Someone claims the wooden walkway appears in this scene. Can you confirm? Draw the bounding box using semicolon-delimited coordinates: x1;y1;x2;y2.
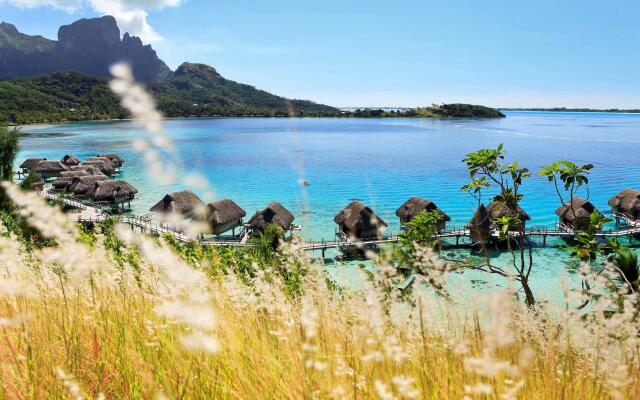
41;190;640;253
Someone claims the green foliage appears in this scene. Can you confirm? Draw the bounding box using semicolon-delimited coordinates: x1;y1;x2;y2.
346;104;505;118
610;250;640;291
566;212;612;261
538;160;593;205
494;215;522;240
19;169;39;191
0;125;19;181
399;211;443;248
462;144;530;210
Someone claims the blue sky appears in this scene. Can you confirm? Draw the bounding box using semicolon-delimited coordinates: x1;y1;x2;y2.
1;0;639;108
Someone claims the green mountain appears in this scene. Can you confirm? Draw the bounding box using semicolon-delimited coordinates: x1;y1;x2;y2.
0;22;55;54
0;67;339;124
149;63;338;118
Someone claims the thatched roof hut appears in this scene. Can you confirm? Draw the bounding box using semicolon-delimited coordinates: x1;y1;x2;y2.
395;196;451;231
61;155;81;166
19;158;45;172
467;204;492;242
555;196;601;230
248;202;295;232
71;165;105;176
97;153;124;167
69;175;109;197
608;189;640;221
206;199;247;235
34;160;69;178
86;156;116;167
334;201;388;239
52;170;89;191
82;160;114;176
150;190;205;217
486;200;531;230
87;180;137;204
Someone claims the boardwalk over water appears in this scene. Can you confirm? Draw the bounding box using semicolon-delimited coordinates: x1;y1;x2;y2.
43;190;640;252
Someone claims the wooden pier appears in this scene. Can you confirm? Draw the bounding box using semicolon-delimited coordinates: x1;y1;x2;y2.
41;190;640;253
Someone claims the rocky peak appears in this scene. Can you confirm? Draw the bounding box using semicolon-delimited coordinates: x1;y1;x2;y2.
0;22;19;37
58;16;121;51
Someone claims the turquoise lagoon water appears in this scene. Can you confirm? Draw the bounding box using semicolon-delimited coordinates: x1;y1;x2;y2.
16;111;640;299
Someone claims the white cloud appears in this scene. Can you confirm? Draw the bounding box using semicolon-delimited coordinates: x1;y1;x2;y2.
90;0;182;42
3;0;182;42
3;0;84;12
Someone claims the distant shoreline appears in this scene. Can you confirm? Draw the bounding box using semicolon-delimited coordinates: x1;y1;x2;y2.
502;108;640;114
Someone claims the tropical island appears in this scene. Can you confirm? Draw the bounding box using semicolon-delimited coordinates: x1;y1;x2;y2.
0;17;503;124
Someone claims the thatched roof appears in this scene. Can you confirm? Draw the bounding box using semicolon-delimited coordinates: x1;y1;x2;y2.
61;155;81;166
486;201;531;222
19;158;45;170
52;170;89;189
207;199;246;225
69;175;109;195
608;189;640;214
467;204;491;230
248;202;295;231
395;196;451;222
334;201;388;232
149;190;205;215
82;160;114;175
71;165;105;176
88;180;137;202
34;160;69;174
555;196;600;222
86;156;116;167
97;153;124;167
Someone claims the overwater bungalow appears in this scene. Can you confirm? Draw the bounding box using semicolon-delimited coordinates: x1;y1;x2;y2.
486;200;531;231
52;170;89;192
97;153;124;167
150;190;205;218
555;196;601;231
467;204;491;243
87;180;137;211
61;155;81;167
34;160;69;179
395;196;450;231
71;165;105;176
87;156;117;168
334;201;388;240
82;159;115;176
206;199;247;236
247;202;295;233
69;175;109;198
18;158;45;177
608;189;640;222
